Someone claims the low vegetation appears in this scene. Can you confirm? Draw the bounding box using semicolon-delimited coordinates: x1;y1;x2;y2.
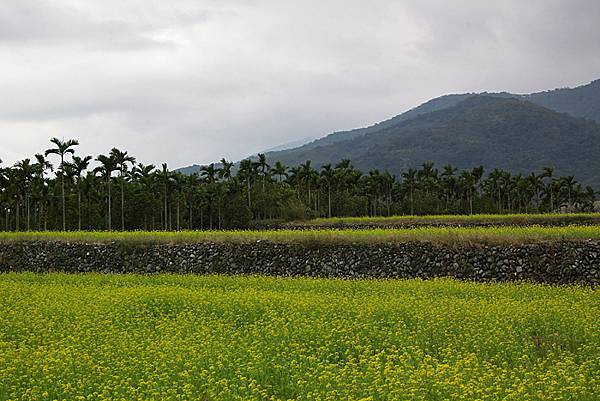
1;225;600;245
0;274;597;400
293;212;600;227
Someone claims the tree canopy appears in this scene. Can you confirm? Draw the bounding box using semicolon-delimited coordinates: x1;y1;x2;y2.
0;139;596;231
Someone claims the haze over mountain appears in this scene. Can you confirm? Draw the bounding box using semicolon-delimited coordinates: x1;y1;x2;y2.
274;79;600;153
180;79;600;187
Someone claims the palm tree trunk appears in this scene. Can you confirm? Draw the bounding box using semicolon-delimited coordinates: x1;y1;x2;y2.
121;176;125;231
469;188;473;215
78;185;82;231
106;179;112;230
15;196;20;232
176;198;180;231
164;186;168;231
218;203;222;229
328;183;331;218
26;192;30;231
247;177;251;208
61;172;66;231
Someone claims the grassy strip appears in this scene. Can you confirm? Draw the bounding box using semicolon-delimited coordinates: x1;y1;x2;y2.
0;273;598;400
1;225;600;244
300;212;600;226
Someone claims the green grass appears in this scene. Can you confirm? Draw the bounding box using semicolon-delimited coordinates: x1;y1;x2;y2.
304;212;600;226
2;225;600;244
0;273;598;400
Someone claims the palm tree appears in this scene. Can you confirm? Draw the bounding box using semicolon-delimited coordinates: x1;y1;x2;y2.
32;154;53;229
184;173;200;229
200;164;218;184
441;165;458;210
13;159;34;231
218;158;234;181
541;166;555;211
254;153;270;191
132;163;156;230
81;172;101;230
171;173;185;231
299;161;316;207
94;154;117;230
561;175;576;211
159;163;172;230
271;161;288;183
110;148;136;230
402;169;418;215
45;138;79;230
484;169;505;213
320;164;335;218
3;168;20;230
238;159;255;209
65;155;92;230
459;170;476;214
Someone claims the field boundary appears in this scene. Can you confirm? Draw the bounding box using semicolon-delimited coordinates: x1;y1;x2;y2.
1;240;598;285
255;213;600;230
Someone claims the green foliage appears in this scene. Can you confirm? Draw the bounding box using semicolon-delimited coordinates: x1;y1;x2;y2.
0;137;597;232
0;274;598;400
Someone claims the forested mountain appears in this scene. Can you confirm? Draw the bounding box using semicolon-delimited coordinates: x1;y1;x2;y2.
266;96;600;187
524;79;600;122
290;79;600;152
179;79;600;181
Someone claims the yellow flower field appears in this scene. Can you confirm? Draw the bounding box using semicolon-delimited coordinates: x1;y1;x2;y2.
0;274;598;400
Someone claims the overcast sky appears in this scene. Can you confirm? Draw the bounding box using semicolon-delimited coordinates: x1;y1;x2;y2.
2;0;600;168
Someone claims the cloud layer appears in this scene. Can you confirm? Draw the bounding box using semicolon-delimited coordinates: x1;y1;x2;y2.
2;0;600;167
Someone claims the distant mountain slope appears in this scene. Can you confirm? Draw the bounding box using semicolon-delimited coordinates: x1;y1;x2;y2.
524;79;600;122
267;96;600;187
176;164;204;175
297;94;476;151
271;79;600;156
177;79;600;181
261;137;317;153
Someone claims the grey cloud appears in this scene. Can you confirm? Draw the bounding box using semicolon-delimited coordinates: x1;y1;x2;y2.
0;0;218;49
1;0;599;168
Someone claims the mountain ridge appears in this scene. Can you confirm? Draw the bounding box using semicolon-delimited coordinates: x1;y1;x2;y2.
267;95;600;186
177;78;600;186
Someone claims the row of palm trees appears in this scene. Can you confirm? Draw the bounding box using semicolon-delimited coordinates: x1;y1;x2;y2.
0;138;596;231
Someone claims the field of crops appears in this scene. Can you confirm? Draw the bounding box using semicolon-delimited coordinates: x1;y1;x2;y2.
2;224;600;245
0;273;598;400
299;213;600;227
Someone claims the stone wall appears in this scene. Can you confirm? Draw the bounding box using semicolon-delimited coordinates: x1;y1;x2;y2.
1;241;599;285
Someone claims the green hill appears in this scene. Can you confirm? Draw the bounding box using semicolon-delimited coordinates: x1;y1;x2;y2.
177;79;600;186
267;96;600;187
524;79;600;122
286;79;600;153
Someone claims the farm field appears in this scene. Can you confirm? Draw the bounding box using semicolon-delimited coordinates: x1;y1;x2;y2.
288;213;600;228
2;224;600;244
0;274;598;400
